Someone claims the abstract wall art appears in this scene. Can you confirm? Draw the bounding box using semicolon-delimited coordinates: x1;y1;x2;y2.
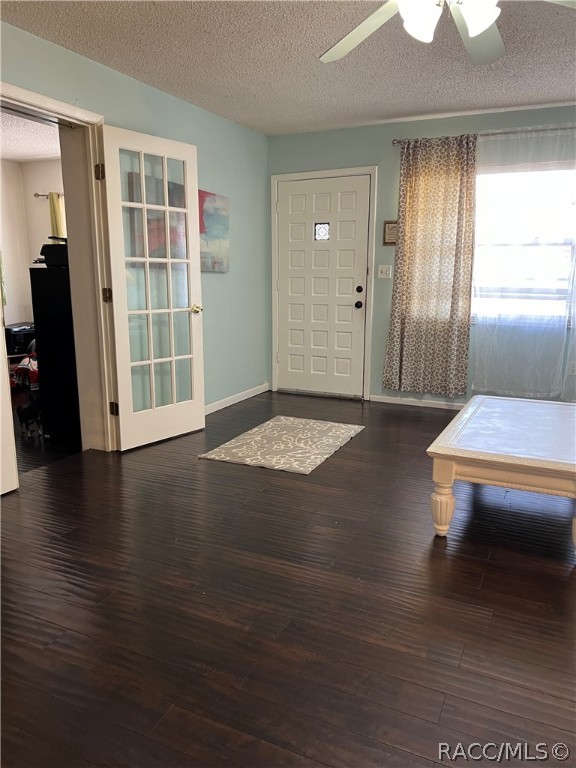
198;190;229;273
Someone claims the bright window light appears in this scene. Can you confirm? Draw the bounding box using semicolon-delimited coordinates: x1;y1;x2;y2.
473;169;576;318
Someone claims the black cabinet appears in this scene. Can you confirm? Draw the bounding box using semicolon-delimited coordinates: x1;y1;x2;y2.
30;267;82;453
5;323;35;356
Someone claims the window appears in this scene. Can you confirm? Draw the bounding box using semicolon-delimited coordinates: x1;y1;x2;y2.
472;169;575;319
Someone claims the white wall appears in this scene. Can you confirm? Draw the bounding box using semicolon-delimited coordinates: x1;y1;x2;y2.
21;159;64;261
0;158;64;327
0;159;32;324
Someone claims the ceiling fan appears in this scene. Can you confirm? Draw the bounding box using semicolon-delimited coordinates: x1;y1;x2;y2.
320;0;576;67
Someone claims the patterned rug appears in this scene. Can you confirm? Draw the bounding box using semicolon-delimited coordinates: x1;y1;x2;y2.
199;415;364;474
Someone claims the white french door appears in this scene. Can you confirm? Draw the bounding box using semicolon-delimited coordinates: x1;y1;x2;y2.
103;126;205;450
276;174;371;398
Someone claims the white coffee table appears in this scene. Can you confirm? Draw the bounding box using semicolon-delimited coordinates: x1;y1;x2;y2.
426;395;576;544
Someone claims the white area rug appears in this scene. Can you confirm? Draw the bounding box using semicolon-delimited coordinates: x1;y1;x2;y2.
199;415;364;474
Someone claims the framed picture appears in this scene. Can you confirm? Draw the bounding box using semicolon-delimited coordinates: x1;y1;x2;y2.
383;220;398;245
198;190;230;273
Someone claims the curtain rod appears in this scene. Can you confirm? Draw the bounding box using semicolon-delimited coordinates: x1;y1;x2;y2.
1;104;76;130
392;125;575;145
479;125;575;138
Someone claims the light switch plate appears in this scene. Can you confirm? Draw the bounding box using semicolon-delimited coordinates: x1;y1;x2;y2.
378;265;393;279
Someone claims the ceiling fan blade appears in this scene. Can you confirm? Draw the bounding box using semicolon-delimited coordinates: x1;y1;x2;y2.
320;0;399;63
541;0;576;8
449;3;505;66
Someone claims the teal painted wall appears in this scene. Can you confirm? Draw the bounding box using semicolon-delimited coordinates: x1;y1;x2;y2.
1;22;271;406
268;106;576;403
3;20;574;407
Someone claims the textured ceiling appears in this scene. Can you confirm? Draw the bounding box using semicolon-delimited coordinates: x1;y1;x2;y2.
0;112;61;161
1;1;575;135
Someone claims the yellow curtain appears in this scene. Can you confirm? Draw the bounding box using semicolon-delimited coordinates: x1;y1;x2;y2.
382;135;477;398
48;192;67;238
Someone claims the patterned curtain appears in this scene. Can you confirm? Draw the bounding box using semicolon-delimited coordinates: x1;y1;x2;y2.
382;134;477;398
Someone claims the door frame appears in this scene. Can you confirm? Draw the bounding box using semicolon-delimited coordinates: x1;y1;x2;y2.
271;166;377;401
0;82;118;452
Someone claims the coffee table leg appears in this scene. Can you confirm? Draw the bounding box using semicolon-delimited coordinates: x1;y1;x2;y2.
431;483;455;536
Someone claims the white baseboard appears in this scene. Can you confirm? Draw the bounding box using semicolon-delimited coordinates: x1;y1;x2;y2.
370;394;465;411
205;382;270;416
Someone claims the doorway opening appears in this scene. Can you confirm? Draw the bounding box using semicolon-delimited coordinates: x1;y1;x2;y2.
1;110;81;475
1;83;207;494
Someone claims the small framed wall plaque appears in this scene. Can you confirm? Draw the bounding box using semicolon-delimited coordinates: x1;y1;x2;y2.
383;220;398;245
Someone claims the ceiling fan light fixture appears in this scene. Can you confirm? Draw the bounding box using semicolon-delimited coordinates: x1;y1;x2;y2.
458;0;501;38
398;0;444;43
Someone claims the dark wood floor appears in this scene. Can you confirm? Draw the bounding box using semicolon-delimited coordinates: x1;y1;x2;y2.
2;393;575;768
11;389;76;475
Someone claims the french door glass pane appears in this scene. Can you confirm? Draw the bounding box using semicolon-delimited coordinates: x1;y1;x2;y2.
131;365;151;411
173;311;191;356
128;314;149;362
149;264;169;309
167;158;186;208
152;313;171;359
144;154;165;206
171;263;189;308
126;263;147;310
120;145;198;419
169;211;187;259
175;358;192;402
147;209;167;259
122;207;144;259
120;149;142;203
154;362;172;406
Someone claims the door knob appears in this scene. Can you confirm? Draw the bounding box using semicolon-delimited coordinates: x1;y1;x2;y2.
356;286;363;293
354;300;363;309
190;304;203;314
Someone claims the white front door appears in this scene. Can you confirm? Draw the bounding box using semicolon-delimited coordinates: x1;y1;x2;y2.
103;126;205;450
276;175;370;397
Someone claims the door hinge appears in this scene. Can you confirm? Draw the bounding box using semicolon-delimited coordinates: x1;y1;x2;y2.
94;163;105;181
109;402;119;416
102;287;113;303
